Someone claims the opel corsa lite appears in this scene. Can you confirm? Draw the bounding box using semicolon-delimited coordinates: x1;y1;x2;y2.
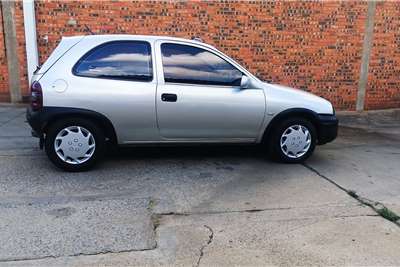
27;35;338;171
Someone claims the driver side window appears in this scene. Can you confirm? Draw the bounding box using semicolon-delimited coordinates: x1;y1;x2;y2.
161;43;242;86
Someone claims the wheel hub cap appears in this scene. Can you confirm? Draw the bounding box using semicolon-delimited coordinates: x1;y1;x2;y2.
54;126;96;164
280;125;311;159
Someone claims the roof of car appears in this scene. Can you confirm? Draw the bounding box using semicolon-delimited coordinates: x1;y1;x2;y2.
63;34;214;48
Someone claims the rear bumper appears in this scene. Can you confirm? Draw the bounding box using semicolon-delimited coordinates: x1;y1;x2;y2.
26;107;45;148
26;106;44;138
316;114;338;145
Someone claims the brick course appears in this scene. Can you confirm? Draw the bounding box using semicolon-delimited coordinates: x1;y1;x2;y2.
0;3;10;102
0;1;399;110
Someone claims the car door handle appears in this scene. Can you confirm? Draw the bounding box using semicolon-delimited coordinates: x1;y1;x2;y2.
161;93;177;102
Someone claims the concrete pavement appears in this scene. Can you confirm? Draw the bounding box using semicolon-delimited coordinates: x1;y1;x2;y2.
0;105;400;266
313;109;400;215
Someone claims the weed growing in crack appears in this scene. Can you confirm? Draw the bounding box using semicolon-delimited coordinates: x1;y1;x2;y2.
148;198;157;211
151;214;162;231
347;190;358;198
303;163;400;227
376;207;400;222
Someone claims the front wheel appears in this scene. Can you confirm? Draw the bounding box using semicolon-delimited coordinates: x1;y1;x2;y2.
45;118;105;171
268;117;317;163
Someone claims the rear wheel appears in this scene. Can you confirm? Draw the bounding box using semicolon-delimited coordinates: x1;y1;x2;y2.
268;117;316;163
45;118;105;171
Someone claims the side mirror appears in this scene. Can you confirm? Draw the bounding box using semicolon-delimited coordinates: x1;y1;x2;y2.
240;75;250;89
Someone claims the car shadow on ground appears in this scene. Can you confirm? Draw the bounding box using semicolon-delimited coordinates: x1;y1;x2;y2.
108;144;266;161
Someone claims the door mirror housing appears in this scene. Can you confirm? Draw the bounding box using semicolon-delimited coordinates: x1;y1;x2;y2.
240;75;250;89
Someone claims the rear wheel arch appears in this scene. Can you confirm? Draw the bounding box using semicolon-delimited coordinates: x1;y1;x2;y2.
42;108;118;145
261;108;319;144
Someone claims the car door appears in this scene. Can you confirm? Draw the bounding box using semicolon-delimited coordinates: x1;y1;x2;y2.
155;41;265;141
65;39;159;143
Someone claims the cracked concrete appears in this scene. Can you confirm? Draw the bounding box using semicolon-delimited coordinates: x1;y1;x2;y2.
307;125;400;215
304;162;400;227
0;198;156;261
195;225;214;267
1;105;400;266
2;206;393;267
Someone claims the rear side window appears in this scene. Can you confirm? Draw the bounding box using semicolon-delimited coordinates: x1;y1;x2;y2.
73;41;152;81
161;43;242;86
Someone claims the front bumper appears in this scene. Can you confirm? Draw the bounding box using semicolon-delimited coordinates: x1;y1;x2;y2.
316;114;338;145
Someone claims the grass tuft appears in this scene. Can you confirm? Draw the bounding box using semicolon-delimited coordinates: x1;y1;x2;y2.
347;190;359;199
376;207;400;222
151;214;162;231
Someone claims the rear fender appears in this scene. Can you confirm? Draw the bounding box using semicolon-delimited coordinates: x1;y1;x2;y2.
28;107;118;144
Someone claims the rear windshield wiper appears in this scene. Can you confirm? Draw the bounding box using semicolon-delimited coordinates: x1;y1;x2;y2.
33;65;41;74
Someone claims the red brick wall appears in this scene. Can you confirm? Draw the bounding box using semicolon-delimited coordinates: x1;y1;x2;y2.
0;2;29;101
365;2;400;110
32;1;367;110
1;1;399;111
15;1;29;97
0;3;10;102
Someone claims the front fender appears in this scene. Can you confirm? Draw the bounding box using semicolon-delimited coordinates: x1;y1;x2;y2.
258;108;338;145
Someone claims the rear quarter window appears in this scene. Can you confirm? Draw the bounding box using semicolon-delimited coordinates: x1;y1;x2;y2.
73;41;153;81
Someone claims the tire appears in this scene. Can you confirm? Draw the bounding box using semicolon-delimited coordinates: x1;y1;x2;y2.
268;117;317;163
45;118;106;171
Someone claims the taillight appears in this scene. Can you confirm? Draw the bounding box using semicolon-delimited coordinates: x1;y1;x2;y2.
30;81;43;111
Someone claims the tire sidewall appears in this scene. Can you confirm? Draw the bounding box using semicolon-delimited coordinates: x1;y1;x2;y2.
45;118;105;171
271;117;317;163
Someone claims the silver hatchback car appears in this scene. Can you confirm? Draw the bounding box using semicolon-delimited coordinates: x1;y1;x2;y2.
27;35;338;171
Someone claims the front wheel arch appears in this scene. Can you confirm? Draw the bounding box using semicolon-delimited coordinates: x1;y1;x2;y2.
261;108;320;145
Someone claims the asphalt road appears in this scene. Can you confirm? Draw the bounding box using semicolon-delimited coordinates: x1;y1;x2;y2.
1;105;400;266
